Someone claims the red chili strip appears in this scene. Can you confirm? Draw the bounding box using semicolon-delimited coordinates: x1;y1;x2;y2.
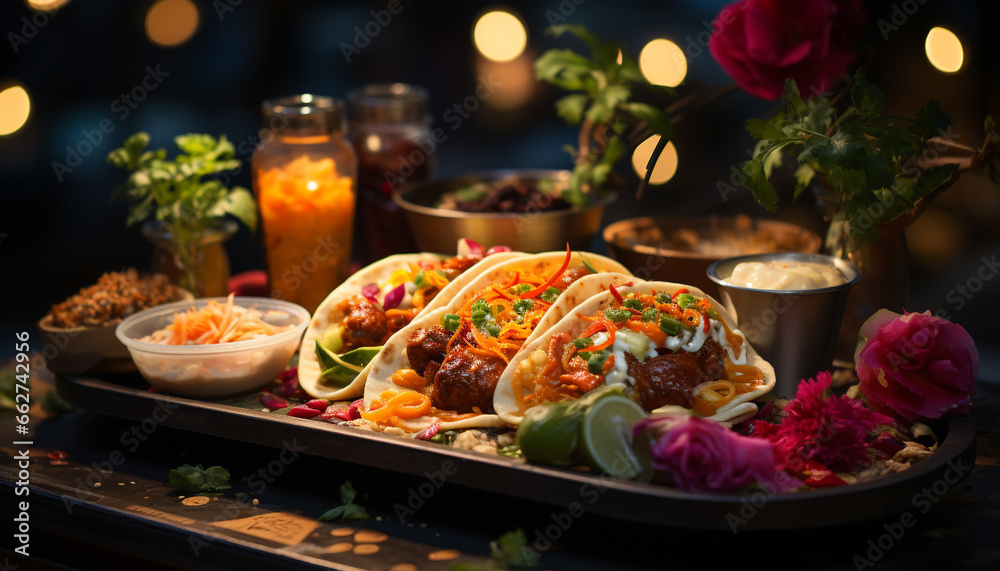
609;283;624;304
521;243;572;299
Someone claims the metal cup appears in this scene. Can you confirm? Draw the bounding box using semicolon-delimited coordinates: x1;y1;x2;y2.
707;253;861;398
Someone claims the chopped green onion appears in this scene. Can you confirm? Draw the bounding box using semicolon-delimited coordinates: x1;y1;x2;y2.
412;270;427;289
623;298;643;311
641;307;658;322
588;351;610;374
582;259;597;274
442;313;461;332
539;287;561;303
659;315;682;335
513;299;534;315
509;283;532;295
483;320;501;337
676;293;696;309
573;337;593;349
604;308;631;323
655;292;671;304
706;305;721;321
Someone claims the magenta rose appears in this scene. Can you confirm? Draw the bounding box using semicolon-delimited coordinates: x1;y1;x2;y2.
708;0;867;100
856;310;979;422
634;413;779;493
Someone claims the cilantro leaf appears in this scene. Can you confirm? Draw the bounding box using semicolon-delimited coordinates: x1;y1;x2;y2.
746;118;786;141
319;481;370;522
490;528;540;569
168;464;231;492
908;101;953;142
851;69;884;117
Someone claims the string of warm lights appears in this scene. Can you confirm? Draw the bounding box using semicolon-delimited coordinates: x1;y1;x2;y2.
0;5;971;148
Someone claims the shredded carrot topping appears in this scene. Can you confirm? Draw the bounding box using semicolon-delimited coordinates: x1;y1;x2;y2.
144;294;288;345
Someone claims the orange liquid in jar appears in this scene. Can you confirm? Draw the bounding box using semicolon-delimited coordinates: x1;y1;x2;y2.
255;154;355;312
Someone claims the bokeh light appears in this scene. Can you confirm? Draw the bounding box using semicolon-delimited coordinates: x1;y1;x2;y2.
473;10;527;62
145;0;200;48
925;27;963;73
26;0;71;10
632;135;678;185
0;84;31;136
639;39;687;87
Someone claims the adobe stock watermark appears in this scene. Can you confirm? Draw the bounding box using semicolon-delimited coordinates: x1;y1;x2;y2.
268;234;350;301
340;0;413;63
51;65;170;182
852;458;971;569
7;3;63;54
188;438;306;557
877;0;931;41
934;253;1000;320
393;459;458;523
60;399;181;515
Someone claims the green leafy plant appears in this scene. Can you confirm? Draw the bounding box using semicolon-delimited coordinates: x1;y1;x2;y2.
168;464;232;492
535;24;674;205
108;132;257;293
736;70;998;252
318;481;370;522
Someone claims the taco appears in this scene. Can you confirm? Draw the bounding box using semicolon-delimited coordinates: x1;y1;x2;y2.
494;282;776;425
298;249;522;400
361;248;633;431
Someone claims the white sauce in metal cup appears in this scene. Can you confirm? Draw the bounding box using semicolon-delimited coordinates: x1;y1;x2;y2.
724;260;847;290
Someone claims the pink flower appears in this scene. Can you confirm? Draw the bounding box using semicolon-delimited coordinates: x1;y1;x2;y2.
708;0;867;100
634;413;779;493
757;371;891;473
856;310;979;422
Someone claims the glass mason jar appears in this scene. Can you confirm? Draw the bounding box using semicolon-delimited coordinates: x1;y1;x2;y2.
142;219;236;298
252;94;357;313
347;83;434;263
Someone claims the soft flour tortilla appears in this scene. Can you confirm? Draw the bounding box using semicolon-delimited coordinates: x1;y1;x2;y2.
298;251;521;400
493;281;776;426
362;251;633;430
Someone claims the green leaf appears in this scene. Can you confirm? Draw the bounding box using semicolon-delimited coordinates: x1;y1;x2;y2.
801;130;866;171
735;157;779;212
169;464;231;492
547;23;620;70
851;69;884;117
913;163;959;199
217;187;257;232
340;481;357;504
859;153;895;190
319;481;370;522
621;102;673;139
490;528;540;569
534;49;595;91
986;114;997;135
746;118;786;141
555;93;588;125
793;163;816;200
908;101;953;141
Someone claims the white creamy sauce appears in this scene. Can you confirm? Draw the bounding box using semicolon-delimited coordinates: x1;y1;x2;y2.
585;313;749;386
724;260;846;290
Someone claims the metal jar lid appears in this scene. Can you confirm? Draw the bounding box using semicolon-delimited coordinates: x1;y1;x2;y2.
261;94;345;135
347;83;430;125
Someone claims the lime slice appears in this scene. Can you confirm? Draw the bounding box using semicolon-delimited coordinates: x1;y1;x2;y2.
517;402;581;467
579;395;653;481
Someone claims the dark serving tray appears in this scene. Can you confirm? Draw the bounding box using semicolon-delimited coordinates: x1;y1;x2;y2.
57;373;977;531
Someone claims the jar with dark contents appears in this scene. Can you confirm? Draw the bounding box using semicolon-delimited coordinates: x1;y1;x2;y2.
347;83;435;263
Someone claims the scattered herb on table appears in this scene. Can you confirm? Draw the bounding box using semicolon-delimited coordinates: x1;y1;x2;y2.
490;528;540;569
318;480;370;522
168;464;232;492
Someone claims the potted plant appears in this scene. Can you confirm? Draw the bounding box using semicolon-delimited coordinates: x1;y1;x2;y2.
108;132;258;296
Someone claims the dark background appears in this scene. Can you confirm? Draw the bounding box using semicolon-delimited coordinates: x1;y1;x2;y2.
2;0;998;376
